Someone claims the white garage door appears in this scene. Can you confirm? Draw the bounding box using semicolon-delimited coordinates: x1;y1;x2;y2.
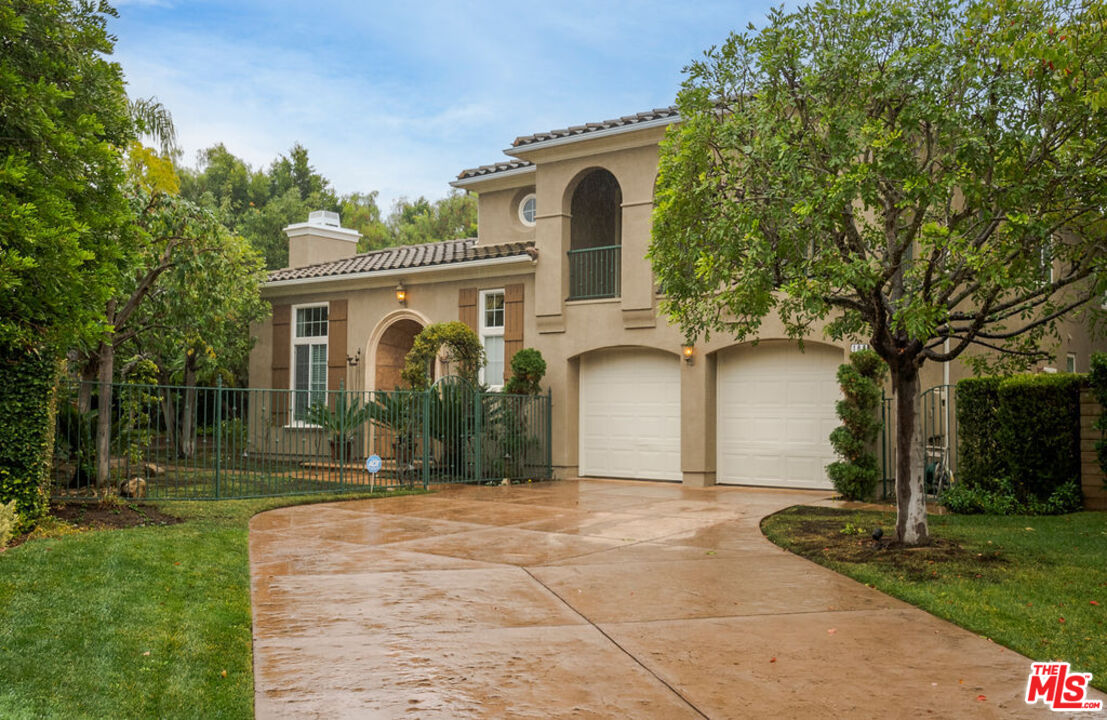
579;349;681;481
717;342;842;489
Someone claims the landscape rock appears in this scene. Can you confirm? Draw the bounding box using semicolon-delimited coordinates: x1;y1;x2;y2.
119;477;147;499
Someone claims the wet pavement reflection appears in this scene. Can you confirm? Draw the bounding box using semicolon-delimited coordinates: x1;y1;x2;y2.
250;478;1082;718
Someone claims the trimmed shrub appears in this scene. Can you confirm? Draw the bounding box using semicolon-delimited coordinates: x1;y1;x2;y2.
401;322;484;390
0;348;56;533
940;479;1082;515
1091;353;1107;477
0;500;17;548
955;376;1003;491
827;349;886;500
996;373;1082;503
504;348;547;395
949;372;1083;515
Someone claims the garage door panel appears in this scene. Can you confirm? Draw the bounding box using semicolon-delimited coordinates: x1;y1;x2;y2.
717;343;842;489
580;350;681;482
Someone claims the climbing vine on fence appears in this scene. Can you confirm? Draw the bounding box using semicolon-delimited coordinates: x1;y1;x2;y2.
0;347;58;532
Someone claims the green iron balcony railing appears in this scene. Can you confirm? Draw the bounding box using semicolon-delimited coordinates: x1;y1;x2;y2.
568;244;621;300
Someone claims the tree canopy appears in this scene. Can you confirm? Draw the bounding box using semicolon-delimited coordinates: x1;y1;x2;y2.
0;0;134;351
179;144;477;268
651;0;1107;543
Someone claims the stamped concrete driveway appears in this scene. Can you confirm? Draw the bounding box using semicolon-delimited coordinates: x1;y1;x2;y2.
250;479;1080;719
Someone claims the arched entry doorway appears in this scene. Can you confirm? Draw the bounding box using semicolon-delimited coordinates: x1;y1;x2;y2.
373;319;421;391
366;310;431;392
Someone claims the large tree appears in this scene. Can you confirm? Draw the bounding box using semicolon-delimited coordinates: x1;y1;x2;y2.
0;0;133;352
651;0;1107;543
80;143;267;484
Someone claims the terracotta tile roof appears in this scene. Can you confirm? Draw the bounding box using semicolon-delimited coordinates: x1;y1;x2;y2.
511;106;678;148
456;159;534;181
267;238;536;283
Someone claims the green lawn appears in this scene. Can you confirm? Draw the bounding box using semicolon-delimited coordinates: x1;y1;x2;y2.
0;489;422;719
762;506;1107;691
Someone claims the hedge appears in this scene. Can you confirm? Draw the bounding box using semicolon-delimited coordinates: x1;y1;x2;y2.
996;373;1082;502
955;377;1003;491
954;373;1082;511
1090;353;1107;476
0;347;57;532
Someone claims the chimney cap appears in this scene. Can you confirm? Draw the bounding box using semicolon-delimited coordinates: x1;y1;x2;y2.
308;210;341;227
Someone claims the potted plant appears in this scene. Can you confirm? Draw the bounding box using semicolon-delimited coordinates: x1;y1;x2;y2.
306;393;372;463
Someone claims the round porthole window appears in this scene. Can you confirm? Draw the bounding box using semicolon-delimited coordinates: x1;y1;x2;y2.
518;193;537;227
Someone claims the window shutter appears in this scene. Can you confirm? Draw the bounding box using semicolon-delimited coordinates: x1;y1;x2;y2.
271;304;291;424
327;299;347;391
504;284;524;377
459;288;477;331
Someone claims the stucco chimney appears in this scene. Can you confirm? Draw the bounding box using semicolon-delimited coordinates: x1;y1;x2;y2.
284;210;361;268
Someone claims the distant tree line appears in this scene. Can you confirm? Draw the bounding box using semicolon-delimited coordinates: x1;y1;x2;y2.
179;143;477;269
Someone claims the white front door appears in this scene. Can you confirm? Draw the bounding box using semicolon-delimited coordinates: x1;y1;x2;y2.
716;342;842;489
579;349;682;481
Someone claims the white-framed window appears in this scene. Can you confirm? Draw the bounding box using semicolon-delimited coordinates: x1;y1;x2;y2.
1066;352;1077;373
291;303;328;423
518;193;537;227
479;289;505;388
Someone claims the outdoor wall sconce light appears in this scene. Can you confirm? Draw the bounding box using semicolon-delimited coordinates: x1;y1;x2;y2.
395;282;407;306
682;344;695;365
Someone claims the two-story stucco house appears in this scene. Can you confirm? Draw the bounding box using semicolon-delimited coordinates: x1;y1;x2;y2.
248;107;1105;490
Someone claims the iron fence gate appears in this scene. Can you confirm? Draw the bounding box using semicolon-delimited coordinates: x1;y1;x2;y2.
879;384;958;500
52;377;553;500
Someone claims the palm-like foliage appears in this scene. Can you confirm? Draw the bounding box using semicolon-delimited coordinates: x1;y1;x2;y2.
129;96;177;156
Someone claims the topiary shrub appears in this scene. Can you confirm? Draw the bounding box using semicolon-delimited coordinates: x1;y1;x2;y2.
401;322;485;390
955;376;1003;491
827;349;886;500
1090;353;1107;477
0;347;57;533
503;348;547;395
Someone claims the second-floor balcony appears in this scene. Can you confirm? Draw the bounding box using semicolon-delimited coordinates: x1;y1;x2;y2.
568;244;621;300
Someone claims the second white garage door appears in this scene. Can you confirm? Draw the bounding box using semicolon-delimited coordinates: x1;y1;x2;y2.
579;349;682;481
717;342;842;489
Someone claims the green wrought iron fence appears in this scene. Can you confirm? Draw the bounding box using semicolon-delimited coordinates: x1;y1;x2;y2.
52;378;553;500
568;244;621;300
878;384;958;500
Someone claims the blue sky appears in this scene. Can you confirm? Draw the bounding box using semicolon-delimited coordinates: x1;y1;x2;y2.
112;1;782;209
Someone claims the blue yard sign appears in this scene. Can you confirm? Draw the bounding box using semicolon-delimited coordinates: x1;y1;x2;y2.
365;454;382;474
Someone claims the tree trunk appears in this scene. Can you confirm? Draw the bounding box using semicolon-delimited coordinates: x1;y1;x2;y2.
158;368;179;456
95;340;114;491
77;360;97;415
179;361;197;459
892;365;929;544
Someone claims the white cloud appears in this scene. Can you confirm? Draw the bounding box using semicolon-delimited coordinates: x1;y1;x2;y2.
110;0;777;209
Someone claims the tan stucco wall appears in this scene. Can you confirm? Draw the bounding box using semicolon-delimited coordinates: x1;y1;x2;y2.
288;234;358;269
249;263;537;454
475;186;537;246
253;121;1106;487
